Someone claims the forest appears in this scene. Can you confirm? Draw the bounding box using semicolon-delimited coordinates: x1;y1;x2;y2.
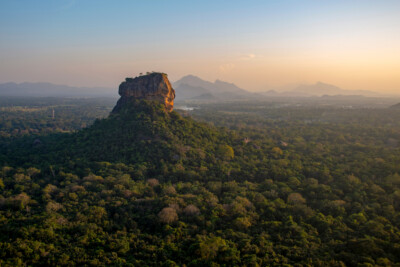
1;96;400;266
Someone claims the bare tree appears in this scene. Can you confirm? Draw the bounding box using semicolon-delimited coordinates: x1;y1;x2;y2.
147;178;159;187
158;207;178;224
184;204;200;216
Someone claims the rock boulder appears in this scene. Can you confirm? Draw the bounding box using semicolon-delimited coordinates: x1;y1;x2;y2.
112;72;175;113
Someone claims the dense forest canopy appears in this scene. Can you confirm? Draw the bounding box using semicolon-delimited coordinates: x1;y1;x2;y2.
1;96;400;266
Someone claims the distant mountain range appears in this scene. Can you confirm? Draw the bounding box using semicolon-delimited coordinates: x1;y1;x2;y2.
0;78;251;100
292;82;381;97
0;82;116;97
0;78;385;100
173;75;253;100
173;76;384;100
261;82;382;97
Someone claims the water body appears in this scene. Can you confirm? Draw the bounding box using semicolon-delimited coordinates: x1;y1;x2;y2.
175;106;196;111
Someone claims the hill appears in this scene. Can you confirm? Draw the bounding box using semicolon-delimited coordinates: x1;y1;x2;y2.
6;101;227;167
259;82;382;97
291;82;380;97
1;73;234;174
173;75;252;100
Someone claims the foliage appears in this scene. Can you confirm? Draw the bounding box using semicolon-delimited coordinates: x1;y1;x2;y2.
1;97;400;265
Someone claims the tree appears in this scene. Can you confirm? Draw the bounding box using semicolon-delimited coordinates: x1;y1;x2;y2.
216;144;234;160
287;193;306;205
184;204;200;216
158;207;178;224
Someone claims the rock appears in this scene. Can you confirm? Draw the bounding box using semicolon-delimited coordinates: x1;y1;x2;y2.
112;72;175;113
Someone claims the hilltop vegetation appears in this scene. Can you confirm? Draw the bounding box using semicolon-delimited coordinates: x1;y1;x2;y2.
1;97;400;266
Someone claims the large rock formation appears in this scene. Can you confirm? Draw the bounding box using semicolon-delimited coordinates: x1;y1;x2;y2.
112;72;175;113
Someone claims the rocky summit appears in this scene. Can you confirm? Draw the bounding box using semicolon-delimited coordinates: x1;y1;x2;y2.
112;72;175;113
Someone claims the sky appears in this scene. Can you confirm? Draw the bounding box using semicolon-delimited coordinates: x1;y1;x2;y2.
1;0;400;93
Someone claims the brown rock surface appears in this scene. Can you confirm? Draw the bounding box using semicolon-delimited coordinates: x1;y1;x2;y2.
112;72;175;112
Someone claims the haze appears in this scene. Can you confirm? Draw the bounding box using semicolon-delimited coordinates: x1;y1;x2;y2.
1;0;400;93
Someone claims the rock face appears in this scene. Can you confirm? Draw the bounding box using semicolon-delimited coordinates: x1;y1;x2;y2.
112;73;175;113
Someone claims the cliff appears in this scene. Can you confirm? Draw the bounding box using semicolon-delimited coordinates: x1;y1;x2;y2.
112;72;175;113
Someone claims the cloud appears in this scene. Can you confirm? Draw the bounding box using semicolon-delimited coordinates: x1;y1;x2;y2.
240;53;256;60
219;63;235;73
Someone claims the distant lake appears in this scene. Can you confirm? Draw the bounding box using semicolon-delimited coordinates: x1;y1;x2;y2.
175;106;197;111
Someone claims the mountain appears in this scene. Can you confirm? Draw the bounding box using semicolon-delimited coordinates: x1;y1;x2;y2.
172;83;210;100
0;82;116;97
173;75;214;90
173;75;251;100
259;82;382;97
291;82;380;97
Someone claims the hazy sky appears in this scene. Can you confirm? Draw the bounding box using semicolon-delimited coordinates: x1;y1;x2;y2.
1;0;400;93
